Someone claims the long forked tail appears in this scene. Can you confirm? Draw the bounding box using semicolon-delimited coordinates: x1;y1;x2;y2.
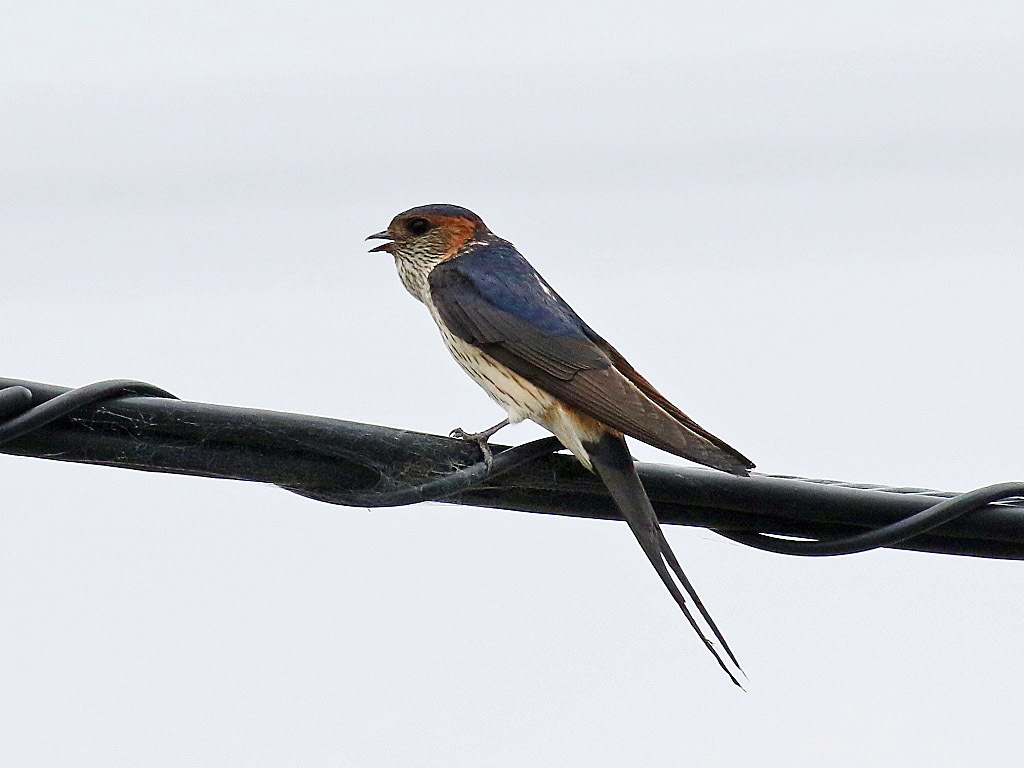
585;431;746;688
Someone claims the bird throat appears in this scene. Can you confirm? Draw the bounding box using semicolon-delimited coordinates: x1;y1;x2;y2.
392;249;440;304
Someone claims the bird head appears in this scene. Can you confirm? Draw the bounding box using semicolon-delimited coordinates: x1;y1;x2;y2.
366;204;490;261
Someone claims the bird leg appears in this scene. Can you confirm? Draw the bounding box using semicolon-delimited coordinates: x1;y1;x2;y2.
449;418;510;469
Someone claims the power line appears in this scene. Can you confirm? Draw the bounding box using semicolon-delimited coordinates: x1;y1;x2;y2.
2;377;1022;560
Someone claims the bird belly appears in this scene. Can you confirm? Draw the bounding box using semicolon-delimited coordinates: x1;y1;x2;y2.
438;325;550;423
434;316;606;468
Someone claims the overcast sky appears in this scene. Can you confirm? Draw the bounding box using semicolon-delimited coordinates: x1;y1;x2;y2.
2;2;1023;766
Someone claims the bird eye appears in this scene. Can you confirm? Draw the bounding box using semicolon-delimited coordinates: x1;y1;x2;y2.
406;217;432;236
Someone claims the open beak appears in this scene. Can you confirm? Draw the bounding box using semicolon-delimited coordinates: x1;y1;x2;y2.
366;230;394;253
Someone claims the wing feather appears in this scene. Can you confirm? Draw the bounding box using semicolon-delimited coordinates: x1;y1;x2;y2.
428;243;753;474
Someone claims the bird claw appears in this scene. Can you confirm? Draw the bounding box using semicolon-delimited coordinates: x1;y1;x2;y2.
449;427;495;470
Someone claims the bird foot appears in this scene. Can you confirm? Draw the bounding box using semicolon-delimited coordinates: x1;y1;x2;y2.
449;419;509;470
449;427;496;469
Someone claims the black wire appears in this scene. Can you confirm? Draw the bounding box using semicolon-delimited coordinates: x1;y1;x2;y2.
717;482;1024;556
0;380;178;445
2;378;1022;559
300;436;565;507
0;379;566;507
0;386;33;420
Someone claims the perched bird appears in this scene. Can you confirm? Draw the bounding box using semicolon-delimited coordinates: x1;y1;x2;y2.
368;204;754;686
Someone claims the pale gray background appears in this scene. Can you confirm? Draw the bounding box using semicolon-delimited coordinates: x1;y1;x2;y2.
2;2;1023;765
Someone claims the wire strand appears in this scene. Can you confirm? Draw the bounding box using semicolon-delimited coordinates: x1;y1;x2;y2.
717;482;1024;556
2;377;1022;560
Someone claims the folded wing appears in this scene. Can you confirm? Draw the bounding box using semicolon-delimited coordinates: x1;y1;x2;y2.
428;243;754;475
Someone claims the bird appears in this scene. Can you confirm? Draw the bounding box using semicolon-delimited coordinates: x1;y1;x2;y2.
367;204;754;686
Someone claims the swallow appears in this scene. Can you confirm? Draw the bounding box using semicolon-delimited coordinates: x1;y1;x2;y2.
368;204;754;686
